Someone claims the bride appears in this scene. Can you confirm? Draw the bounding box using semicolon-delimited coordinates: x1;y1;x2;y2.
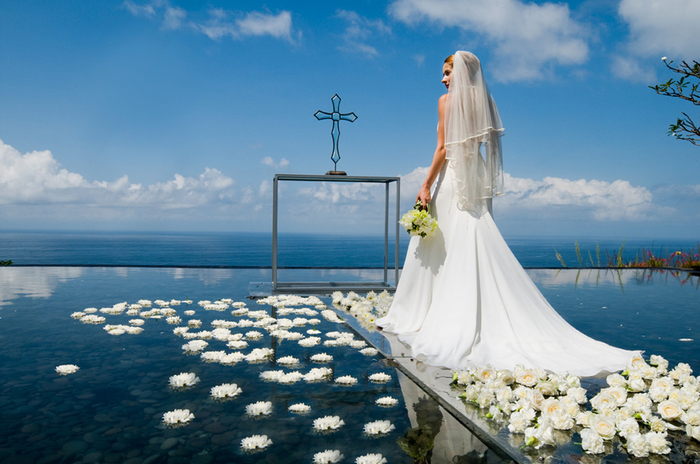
377;51;639;377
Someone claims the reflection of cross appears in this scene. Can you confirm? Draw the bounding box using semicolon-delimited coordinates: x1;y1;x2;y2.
314;94;357;175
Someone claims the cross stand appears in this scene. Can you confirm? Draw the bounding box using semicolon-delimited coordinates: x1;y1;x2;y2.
314;94;357;175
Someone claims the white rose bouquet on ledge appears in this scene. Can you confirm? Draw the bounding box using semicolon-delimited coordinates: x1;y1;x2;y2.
400;201;438;238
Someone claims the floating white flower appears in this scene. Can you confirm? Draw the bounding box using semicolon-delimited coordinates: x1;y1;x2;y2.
187;319;202;328
173;327;189;336
299;337;321;347
350;340;367;349
166;316;182;325
211;328;232;340
83;307;98;313
238;319;254;327
70;312;85;319
246;401;272;416
55;364;80;375
279;372;304;384
311;353;333;363
240;434;272;451
169;372;200;389
304;368;332;382
307;329;322;335
355;453;387;464
200;351;226;363
227;340;248;350
245;331;263;340
336;375;358;386
369;373;391;383
658;399;683;420
232;308;249;316
313;450;344;464
260;370;285;382
245;348;273;363
210;383;242;400
323;340;340;347
162;409;194;427
363;420;395;435
184;310;195;316
376;396;398;407
220;352;245;365
80;314;106;324
288;403;311;414
580;428;604;454
313;415;344;432
182;340;208;353
277;356;299;366
360;347;378;356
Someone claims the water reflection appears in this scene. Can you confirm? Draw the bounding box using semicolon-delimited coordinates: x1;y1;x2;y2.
0;267;84;306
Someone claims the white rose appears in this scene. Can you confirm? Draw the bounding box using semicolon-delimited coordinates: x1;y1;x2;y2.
524;419;555;449
615;417;639;438
497;370;515;385
630;355;648;370
478;367;496;383
651;376;674;393
537;381;558;397
496;387;513;404
580;428;605;454
650;355;669;372
625;432;650;458
649;386;669;403
541;398;564;418
529;390;545;411
590;415;616;440
513;386;531;400
560;396;582;416
641;364;658;380
576;411;594;426
520;405;537;422
648;416;669;433
507;411;530;433
606;373;627;388
516;369;539;387
628;377;647;392
678;389;700;410
614;406;634;423
565;374;581;389
477;389;495;408
601;386;628;406
687;424;700;441
590;392;617;412
645;431;670;455
464;384;481;402
627;393;652;414
657;399;683;421
681;405;700;426
551;412;574;430
566;387;588;405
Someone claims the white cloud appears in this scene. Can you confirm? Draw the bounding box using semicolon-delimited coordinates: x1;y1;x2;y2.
123;1;297;43
0;267;84;307
609;55;655;82
261;157;289;169
336;10;391;58
0;138;236;209
388;0;589;82
618;0;700;59
397;167;670;221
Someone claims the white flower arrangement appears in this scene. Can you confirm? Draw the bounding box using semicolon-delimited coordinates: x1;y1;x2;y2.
70;311;85;319
313;450;344;464
200;351;226;363
279;372;304;384
363;420;395;436
335;375;358;386
288;403;311;414
369;373;391;383
80;314;106;324
375;396;398;407
245;401;272;416
162;409;194;427
184;310;195;316
187;319;202;328
227;340;248;350
299;337;321;347
166;316;181;325
220;352;244;365
210;383;242;400
55;364;80;375
355;453;387;464
399;201;438;238
313;415;345;432
182;340;208;353
260;370;285;382
240;434;272;452
245;348;273;363
169;372;200;389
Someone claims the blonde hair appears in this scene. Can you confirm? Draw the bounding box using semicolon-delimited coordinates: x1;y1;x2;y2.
444;55;454;66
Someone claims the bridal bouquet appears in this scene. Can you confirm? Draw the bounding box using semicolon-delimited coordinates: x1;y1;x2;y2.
399;201;438;238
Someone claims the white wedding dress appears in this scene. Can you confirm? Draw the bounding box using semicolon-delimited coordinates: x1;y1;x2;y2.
377;160;640;377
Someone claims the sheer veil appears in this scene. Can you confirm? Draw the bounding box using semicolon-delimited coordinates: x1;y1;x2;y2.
444;51;505;211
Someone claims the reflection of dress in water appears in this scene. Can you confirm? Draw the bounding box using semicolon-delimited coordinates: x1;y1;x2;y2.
377;52;639;377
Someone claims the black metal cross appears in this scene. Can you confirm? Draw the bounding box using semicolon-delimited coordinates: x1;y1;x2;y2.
314;94;357;174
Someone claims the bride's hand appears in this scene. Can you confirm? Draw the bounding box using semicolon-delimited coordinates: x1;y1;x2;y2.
417;187;431;209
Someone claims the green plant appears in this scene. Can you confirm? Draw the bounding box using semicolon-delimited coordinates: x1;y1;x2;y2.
0;260;12;265
650;58;700;146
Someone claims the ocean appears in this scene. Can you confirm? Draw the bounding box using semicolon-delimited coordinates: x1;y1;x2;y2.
0;230;697;268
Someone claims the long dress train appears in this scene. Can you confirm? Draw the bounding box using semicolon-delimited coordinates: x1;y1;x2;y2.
377;160;640;377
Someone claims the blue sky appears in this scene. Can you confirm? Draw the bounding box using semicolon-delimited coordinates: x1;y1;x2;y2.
1;0;699;238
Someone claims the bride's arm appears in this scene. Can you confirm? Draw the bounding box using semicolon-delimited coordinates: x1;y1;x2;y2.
417;94;448;208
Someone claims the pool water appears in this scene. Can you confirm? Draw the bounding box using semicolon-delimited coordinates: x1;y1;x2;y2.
0;266;699;464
